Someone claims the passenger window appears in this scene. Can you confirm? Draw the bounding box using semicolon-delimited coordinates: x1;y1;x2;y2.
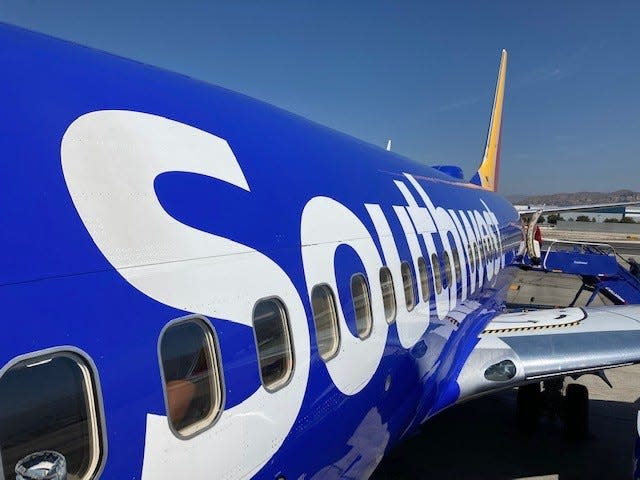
351;274;373;339
0;350;105;480
379;267;397;324
311;284;340;360
417;256;430;301
452;249;461;281
401;261;415;311
253;298;294;392
443;251;452;286
431;253;443;294
160;317;223;437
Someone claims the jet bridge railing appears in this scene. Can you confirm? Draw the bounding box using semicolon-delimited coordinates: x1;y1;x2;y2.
541;239;620;275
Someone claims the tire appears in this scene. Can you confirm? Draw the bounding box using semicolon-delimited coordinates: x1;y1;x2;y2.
565;383;589;440
517;382;541;433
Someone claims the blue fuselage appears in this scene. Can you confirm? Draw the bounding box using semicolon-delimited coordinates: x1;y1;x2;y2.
0;24;521;479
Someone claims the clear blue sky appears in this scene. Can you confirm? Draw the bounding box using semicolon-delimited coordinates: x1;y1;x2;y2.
1;1;638;195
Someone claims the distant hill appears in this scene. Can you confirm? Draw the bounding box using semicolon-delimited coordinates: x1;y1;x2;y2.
510;189;640;206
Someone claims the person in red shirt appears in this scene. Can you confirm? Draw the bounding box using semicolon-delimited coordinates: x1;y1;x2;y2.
534;225;542;244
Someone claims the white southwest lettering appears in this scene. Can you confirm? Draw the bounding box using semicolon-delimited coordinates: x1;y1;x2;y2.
62;110;507;479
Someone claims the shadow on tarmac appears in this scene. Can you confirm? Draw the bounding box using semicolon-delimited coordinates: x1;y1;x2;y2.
372;389;640;480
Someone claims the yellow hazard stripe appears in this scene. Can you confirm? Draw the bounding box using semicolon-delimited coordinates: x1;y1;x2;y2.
445;314;582;334
482;319;582;335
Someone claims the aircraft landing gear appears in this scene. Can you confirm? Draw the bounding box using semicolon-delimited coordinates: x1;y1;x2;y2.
515;380;589;440
564;383;589;440
516;382;540;433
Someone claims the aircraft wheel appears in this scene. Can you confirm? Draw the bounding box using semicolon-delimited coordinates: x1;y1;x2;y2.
565;383;589;440
516;382;541;433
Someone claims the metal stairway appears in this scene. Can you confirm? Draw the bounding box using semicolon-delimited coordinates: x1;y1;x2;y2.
536;240;640;306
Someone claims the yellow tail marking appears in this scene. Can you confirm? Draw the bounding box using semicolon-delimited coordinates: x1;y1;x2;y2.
477;49;507;192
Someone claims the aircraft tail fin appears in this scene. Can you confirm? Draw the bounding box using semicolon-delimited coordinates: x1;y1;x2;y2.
470;49;507;192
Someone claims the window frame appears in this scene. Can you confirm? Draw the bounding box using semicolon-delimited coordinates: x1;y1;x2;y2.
251;296;295;393
431;253;443;294
379;267;397;324
400;261;416;311
350;273;373;340
311;283;341;361
443;250;452;286
0;346;108;480
452;248;461;282
467;242;476;271
417;256;430;301
158;315;225;440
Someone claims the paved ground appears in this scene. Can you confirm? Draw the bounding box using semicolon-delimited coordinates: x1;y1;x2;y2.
372;365;640;479
372;251;640;480
506;270;613;308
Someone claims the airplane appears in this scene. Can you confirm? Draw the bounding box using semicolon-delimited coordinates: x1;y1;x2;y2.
1;22;640;480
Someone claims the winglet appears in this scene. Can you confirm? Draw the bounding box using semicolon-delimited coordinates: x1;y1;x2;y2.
471;49;507;192
386;139;392;151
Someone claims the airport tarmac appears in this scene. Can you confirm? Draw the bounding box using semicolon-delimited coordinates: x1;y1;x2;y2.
541;227;640;260
372;249;640;480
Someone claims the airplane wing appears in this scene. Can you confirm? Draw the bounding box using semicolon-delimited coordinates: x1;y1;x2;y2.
457;305;640;401
516;201;640;216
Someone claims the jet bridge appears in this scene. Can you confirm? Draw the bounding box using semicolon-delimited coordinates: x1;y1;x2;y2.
519;238;640;306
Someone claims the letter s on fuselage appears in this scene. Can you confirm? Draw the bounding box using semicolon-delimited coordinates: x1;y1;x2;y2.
62;110;310;479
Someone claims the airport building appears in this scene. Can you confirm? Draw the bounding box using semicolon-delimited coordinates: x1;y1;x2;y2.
626;206;640;220
516;205;639;223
